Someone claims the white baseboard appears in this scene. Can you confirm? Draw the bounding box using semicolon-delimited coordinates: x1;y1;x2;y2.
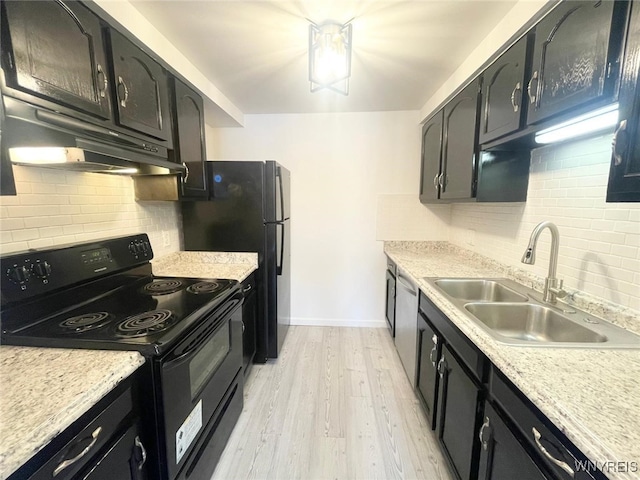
290;317;388;328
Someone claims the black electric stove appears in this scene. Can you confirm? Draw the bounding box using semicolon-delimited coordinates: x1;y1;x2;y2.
0;234;239;356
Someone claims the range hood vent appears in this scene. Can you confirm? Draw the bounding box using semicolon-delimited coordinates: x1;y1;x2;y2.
3;96;184;176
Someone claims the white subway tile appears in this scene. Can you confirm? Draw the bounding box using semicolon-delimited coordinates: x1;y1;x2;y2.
1;218;25;230
12;229;41;242
27;238;55;250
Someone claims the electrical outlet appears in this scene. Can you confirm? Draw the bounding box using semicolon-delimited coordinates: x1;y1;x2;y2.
162;231;171;247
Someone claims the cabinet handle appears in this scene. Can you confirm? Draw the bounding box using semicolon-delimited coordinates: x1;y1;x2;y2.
532;427;575;478
134;436;147;471
182;162;190;182
437;357;447;377
510;82;521;112
117;76;129;108
433;174;439;190
438;173;444;188
241;319;245;333
527;71;538;105
243;284;252;293
429;334;438;366
612;119;628;166
478;416;491;450
96;64;108;98
52;426;102;477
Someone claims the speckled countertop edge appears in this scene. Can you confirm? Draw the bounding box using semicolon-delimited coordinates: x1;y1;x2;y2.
385;241;640;480
152;251;258;283
0;347;145;480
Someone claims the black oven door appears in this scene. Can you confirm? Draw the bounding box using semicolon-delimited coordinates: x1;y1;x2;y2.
159;293;243;480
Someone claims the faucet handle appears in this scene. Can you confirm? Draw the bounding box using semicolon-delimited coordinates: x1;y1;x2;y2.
549;279;567;299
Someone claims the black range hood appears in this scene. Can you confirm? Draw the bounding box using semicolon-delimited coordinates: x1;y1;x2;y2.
2;96;185;176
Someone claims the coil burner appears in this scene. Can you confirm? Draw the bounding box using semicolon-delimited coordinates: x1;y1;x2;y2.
59;312;112;333
116;309;176;338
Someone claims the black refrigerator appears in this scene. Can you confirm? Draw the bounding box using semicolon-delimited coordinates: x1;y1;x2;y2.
181;161;290;361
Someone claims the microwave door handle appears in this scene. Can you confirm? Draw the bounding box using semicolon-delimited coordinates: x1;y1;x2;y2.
277;222;285;276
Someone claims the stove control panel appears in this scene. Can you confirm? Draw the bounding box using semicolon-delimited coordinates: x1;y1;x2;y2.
1;234;154;306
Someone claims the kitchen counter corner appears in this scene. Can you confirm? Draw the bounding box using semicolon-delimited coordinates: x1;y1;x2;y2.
152;251;258;282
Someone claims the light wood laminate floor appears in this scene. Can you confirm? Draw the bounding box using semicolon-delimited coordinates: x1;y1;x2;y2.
212;326;453;480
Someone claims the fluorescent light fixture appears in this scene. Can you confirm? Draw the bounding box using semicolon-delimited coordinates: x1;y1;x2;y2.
309;20;352;95
10;147;139;174
534;103;619;144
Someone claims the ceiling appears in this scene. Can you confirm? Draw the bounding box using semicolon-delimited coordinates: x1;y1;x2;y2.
130;0;518;115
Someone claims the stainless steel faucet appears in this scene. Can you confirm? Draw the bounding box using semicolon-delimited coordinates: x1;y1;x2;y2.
521;221;567;304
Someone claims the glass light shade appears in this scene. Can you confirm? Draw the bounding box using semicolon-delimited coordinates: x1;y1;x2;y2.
534;103;619;144
309;21;352;95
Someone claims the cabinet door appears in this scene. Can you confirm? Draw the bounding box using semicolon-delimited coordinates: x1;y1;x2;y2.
607;1;640;202
416;313;440;430
479;36;529;144
171;77;208;198
419;110;443;203
2;0;112;119
437;345;482;480
526;1;617;125
385;269;395;336
241;275;257;377
478;403;550;480
80;423;147;480
108;29;172;142
441;80;480;201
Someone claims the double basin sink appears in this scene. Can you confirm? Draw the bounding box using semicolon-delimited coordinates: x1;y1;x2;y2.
425;278;640;348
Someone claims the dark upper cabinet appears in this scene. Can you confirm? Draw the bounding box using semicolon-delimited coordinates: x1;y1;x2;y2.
436;345;482;480
477;402;550;480
479;35;531;144
108;29;172;143
526;1;619;126
170;77;208;198
1;0;112;120
441;79;480;201
416;311;440;430
607;1;640;202
419;110;444;203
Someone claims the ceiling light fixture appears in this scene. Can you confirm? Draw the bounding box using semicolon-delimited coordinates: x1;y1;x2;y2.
534;103;619;145
308;20;352;95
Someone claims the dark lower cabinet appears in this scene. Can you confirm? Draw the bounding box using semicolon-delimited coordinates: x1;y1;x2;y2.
436;345;483;480
416;312;440;429
478;402;549;480
241;273;258;377
607;0;640;202
12;374;149;480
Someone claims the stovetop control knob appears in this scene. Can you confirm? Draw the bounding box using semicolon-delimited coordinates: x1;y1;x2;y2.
129;242;139;256
32;261;52;279
7;265;30;284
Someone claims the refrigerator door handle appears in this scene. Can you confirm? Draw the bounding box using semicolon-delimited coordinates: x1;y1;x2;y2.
277;222;285;275
276;167;286;223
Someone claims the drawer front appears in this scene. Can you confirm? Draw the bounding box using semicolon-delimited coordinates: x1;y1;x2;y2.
489;368;600;480
30;385;134;480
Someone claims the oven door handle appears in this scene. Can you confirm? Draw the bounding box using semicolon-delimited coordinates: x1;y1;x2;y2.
167;300;241;365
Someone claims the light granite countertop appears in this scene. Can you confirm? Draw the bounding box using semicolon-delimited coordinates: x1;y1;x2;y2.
152;251;258;282
384;241;640;480
0;347;145;480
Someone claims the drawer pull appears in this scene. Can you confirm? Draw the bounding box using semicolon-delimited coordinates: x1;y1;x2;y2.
429;335;438;366
134;436;147;470
53;426;102;477
243;284;253;293
532;427;574;478
478;416;491;450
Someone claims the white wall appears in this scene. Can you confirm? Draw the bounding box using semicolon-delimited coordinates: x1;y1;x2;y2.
0;166;182;257
207;111;449;327
446;134;640;312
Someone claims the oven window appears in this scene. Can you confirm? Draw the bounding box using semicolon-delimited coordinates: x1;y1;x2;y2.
189;322;230;399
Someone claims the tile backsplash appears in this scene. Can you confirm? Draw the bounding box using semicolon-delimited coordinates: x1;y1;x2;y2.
0;166;182;257
447;134;640;311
